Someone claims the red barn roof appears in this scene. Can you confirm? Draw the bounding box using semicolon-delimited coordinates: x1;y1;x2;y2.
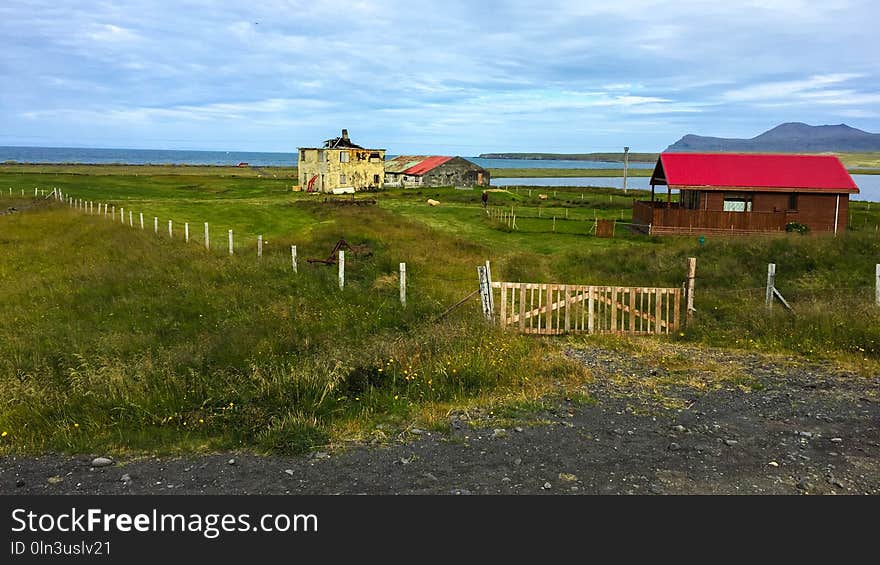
653;153;858;193
403;156;453;175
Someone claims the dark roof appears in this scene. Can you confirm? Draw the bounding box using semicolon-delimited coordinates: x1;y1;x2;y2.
324;137;363;149
651;153;858;193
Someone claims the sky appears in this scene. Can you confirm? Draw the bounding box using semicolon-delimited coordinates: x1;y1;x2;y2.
1;0;879;154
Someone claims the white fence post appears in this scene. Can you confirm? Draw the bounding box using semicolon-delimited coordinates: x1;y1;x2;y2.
258;235;263;258
400;262;406;306
185;222;190;243
291;245;297;272
485;260;494;316
154;217;158;234
139;212;144;229
876;264;879;307
120;207;125;224
168;220;173;238
686;257;696;326
129;210;133;227
766;263;776;310
338;250;345;289
477;265;493;323
204;223;210;250
228;229;234;255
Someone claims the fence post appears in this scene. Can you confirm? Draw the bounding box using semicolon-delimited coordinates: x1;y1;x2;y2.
477;265;493;323
228;230;234;255
765;263;776;310
399;262;406;306
258;235;263;258
129;210;133;227
185;223;190;243
140;213;144;229
338;250;345;289
686;257;696;326
112;205;115;219
291;245;297;272
120;207;125;224
485;260;494;317
204;223;210;250
875;264;879;306
168;220;173;238
154;217;158;234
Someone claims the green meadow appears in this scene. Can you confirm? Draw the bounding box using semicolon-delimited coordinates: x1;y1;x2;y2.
2;164;880;456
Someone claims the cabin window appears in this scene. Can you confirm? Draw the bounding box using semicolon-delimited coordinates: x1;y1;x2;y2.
339;174;347;185
300;150;307;162
723;193;752;212
683;190;700;210
373;174;380;184
340;151;349;163
788;193;798;211
319;150;326;162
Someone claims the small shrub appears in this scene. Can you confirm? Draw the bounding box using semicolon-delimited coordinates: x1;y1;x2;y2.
785;221;809;235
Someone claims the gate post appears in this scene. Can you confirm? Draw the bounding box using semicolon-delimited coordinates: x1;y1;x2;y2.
686;257;696;327
477;266;493;323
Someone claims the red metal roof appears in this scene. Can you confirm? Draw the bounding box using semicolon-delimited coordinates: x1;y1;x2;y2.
655;153;858;193
403;156;453;175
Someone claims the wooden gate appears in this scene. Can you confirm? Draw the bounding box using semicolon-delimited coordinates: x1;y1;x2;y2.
492;282;681;335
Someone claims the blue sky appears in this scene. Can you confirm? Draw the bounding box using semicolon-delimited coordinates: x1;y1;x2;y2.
2;0;878;154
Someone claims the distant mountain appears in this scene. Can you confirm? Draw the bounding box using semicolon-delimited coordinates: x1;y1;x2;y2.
666;123;880;153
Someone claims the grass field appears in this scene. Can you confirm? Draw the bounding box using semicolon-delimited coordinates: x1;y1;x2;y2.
3;164;880;456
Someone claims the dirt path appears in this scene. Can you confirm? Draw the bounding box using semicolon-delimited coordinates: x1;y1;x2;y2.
2;343;878;495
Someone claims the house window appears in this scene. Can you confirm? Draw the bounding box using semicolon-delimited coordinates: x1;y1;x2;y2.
340;151;349;163
684;190;700;210
319;150;326;162
723;193;752;212
300;150;307;162
373;174;380;184
339;174;347;185
788;193;798;211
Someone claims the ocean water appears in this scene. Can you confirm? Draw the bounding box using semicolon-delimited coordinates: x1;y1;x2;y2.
0;146;650;170
0;146;298;167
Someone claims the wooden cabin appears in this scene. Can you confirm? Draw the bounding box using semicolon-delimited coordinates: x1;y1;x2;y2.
633;153;859;235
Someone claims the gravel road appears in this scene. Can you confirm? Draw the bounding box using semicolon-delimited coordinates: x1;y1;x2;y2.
2;343;878;495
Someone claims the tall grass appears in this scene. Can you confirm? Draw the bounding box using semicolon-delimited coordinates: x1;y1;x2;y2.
0;202;579;454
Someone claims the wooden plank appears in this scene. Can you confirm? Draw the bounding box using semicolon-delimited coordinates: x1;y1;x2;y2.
611;287;617;333
588;286;594;333
665;287;670;334
546;285;553;335
564;285;571;332
629;288;636;333
673;287;681;332
499;282;507;326
655;288;662;334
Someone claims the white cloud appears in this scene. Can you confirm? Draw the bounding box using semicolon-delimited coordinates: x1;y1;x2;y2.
85;23;140;42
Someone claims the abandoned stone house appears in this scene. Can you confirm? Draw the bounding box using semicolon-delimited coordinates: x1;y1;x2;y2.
297;129;385;193
384;156;490;188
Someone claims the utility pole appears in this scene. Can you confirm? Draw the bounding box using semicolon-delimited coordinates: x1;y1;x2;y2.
623;146;630;194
